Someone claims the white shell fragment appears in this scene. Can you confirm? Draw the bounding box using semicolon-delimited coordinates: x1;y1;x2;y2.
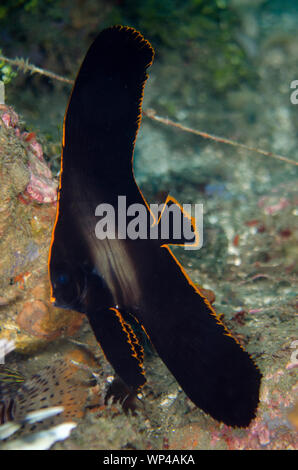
0;406;76;450
1;422;77;450
0;422;21;441
23;406;64;424
0;339;15;364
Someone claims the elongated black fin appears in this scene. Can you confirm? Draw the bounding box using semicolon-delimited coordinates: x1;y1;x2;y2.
87;308;146;390
135;246;262;428
63;25;154;185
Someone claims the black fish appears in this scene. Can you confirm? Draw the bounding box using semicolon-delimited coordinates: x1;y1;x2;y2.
48;25;261;427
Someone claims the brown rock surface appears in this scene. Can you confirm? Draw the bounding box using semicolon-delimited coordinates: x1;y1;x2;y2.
0;106;83;353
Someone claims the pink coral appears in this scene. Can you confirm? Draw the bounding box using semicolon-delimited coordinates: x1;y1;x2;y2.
258;196;290;215
22;131;57;204
0;105;57;204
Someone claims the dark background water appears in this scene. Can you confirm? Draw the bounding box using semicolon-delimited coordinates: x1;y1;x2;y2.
1;0;297;170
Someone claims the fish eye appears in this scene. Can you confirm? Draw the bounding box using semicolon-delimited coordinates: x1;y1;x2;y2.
57;273;70;286
51;264;85;308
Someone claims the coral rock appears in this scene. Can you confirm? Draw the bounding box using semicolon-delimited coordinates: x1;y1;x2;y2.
0;106;83;353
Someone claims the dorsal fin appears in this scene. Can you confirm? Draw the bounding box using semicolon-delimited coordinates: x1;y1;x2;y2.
63;25;154;186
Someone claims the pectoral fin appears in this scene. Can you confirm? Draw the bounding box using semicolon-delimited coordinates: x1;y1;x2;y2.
87;308;145;391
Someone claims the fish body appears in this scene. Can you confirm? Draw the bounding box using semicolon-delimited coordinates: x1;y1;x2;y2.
49;25;261;427
0;361;87;425
0;397;16;424
0;367;24;384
